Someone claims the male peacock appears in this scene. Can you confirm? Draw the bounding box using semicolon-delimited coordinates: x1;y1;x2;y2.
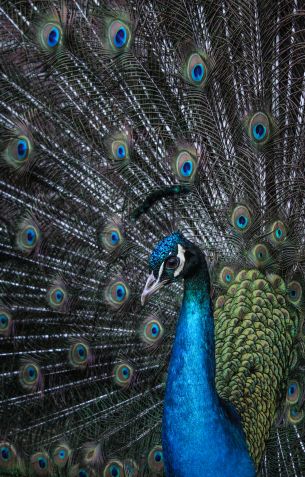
141;231;256;476
0;1;305;476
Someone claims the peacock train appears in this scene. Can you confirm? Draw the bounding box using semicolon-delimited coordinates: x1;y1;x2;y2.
0;1;305;476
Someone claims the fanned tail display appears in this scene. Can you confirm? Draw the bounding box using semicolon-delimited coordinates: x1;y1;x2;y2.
0;1;305;476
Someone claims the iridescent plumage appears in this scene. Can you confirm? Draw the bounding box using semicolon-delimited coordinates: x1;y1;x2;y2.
0;1;304;476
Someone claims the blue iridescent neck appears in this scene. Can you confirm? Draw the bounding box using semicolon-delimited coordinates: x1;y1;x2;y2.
162;254;255;477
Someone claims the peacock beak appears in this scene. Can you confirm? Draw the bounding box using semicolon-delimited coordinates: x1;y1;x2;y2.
141;272;169;306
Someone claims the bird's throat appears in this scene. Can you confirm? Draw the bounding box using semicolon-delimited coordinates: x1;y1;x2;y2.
162;265;255;477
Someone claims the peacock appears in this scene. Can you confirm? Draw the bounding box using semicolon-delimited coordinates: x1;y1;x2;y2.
0;0;305;476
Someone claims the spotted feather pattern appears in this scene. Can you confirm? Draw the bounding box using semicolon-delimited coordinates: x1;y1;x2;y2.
0;1;305;476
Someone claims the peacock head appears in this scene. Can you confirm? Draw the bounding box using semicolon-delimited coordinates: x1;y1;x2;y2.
141;232;204;305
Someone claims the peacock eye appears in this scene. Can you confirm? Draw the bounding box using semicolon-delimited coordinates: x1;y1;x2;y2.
117;145;125;158
247;111;271;145
270;220;287;244
165;256;180;270
288;405;304;424
113;284;126;301
25;227;36;245
48;26;60;47
192;63;204;81
219;266;235;287
48;285;66;310
109;20;131;51
110;231;119;244
69;342;90;368
105;278;130;309
231;205;252;233
252;244;269;262
78;470;89;477
249;243;271;268
148;446;164;472
30;452;50;476
0;314;8;329
181;160;192;176
287;281;302;305
5;135;33;169
0;442;17;468
26;366;37;381
18;223;40;253
252;123;266;141
186;53;208;86
154;451;163;462
111;140;128;160
0;311;11;334
1;447;10;461
100;219;125;252
19;362;41;391
17;138;29;161
286;381;301;405
53;444;71;467
103;460;124;477
41;23;62;50
174;150;197;182
141;316;164;346
113;363;133;387
147;322;160;338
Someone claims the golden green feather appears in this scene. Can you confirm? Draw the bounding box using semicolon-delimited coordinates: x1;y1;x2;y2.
214;269;299;465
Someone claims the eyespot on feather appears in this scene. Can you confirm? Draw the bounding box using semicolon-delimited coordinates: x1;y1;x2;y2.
269;220;287;244
103;460;124;477
140;316;164;346
69;342;91;368
287;281;302;305
287;405;304;424
215;295;226;309
40;22;63;51
4;135;33;169
19;362;42;392
286;381;301;405
250;244;270;267
105;278;130;309
100;220;124;251
173;150;198;182
30;452;51;476
78;469;90;477
231;205;252;233
108;20;131;51
147;446;163;473
52;444;71;467
113;362;133;387
111;140;129;161
47;282;67;310
0;442;17;469
219;266;235;287
186;52;208;86
69;465;93;477
16;217;41;254
0;309;13;336
247;112;271;145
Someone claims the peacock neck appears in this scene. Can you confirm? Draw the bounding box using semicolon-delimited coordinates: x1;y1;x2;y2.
162;255;255;477
177;265;217;405
184;266;215;374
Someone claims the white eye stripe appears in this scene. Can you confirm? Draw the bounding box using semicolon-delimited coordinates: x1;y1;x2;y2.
157;261;165;280
174;244;185;277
